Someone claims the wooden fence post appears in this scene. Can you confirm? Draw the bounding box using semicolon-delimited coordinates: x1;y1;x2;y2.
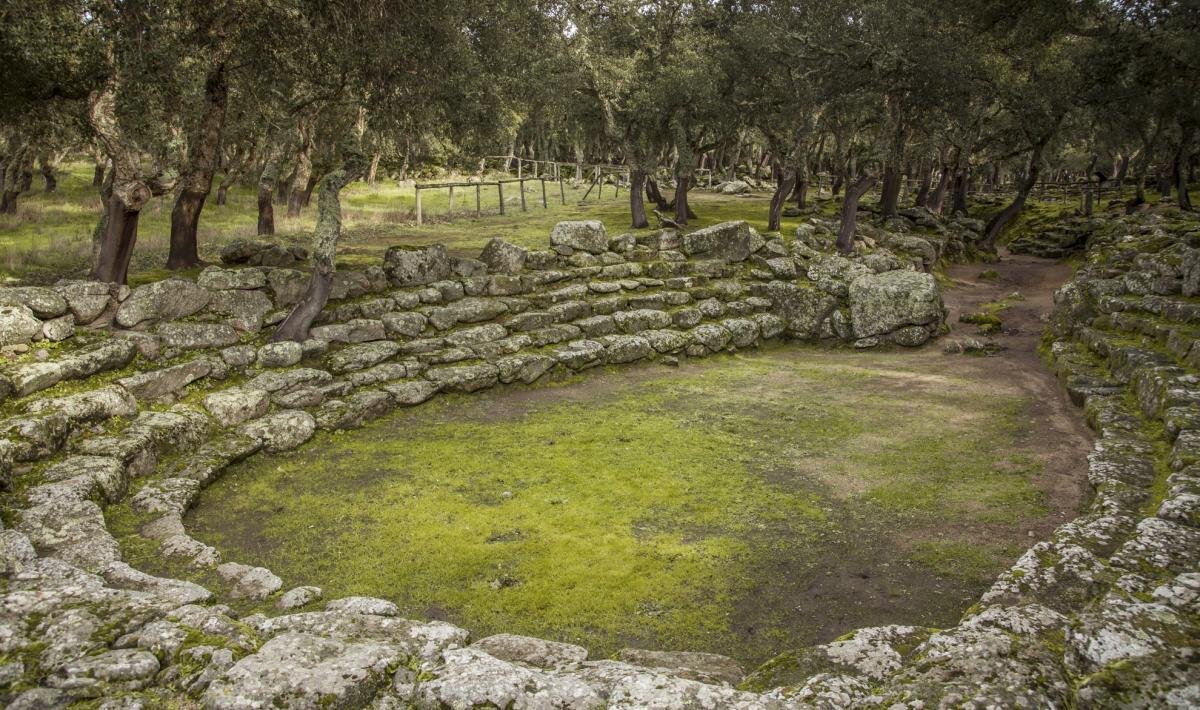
415;186;423;225
448;185;455;214
475;183;481;217
559;176;565;205
517;160;522;180
498;181;505;215
541;178;548;208
519;179;527;211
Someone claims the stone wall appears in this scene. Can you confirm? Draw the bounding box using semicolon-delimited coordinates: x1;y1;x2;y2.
11;212;1189;707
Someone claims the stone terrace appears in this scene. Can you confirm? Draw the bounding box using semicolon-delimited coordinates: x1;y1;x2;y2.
0;212;1192;707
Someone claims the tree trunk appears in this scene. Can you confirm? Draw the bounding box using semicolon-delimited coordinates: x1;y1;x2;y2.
951;166;969;215
629;169;649;228
836;174;877;254
93;162;106;186
928;161;952;214
168;64;228;270
301;172;319;207
366;152;381;186
40;156;58;192
768;169;797;232
914;161;931;207
880;165;902;220
1177;122;1194;211
257;152;281;236
645;178;669;210
287;120;314;218
91;194;142;283
979;141;1045;252
273;168;358;342
673;173;692;225
1114;154;1129;185
2;144;34;211
216;183;230;206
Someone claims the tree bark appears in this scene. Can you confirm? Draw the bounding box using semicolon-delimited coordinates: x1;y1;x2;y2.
93;162;106;186
366;152;381;186
301;172;319;207
629;169;649;228
257;151;281;235
287;119;314;217
673;173;693;225
836;173;876;254
914;161;931;207
768;168;797;232
39;154;59;192
168;64;228;270
1178;122;1195;211
928;159;953;214
951;165;969;215
979;141;1046;252
645;178;670;210
272;167;359;342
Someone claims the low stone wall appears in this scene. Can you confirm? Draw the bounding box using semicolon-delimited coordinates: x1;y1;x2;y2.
5;212;1191;707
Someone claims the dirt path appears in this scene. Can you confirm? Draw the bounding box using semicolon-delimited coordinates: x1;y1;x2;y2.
938;249;1094;534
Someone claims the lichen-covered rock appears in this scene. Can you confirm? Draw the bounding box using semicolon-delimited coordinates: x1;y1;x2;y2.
682;221;756;262
383;244;452;287
203;388;271;426
617;649;744;686
216;561;284;600
198;266;267;291
55;280;114;323
0;304;42;346
278;586;323;610
41;314;74;342
155;322;241;350
480;237;528;273
412;647;603;709
472;634;589;670
240;410;316;452
426;363;499;392
0;286;68;318
326;596;399;616
256;341;303;368
115;278;211;327
326;341;402;373
117;359;212;401
550;221;608;254
203;631;402;708
848;270;944;339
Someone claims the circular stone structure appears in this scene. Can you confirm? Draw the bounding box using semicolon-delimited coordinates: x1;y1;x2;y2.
0;213;1195;707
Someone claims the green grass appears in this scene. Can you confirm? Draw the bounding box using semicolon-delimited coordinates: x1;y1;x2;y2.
177;347;1056;663
0;161;838;284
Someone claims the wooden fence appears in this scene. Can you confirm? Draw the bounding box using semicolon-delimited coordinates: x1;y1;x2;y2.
413;177;570;225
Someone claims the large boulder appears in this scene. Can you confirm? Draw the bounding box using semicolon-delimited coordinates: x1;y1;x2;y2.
116;278;211;328
383;244;452;287
682;221;758;262
479;238;528;273
756;281;839;338
0;304;43;346
550;221;608;254
848;270;944;338
0;287;68;319
55;280;115;323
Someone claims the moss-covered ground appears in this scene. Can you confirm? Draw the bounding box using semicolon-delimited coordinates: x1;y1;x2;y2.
182;346;1067;664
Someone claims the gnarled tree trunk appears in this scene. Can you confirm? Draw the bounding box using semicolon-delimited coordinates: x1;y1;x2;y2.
768;166;797;232
287;121;313;217
168;64;228;270
645;178;669;210
836;173;877;254
273;167;359;342
257;152;281;235
1178;121;1195;212
979;140;1046;252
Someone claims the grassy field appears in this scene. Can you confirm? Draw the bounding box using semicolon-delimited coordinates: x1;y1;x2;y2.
0;161;836;286
179;347;1062;664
